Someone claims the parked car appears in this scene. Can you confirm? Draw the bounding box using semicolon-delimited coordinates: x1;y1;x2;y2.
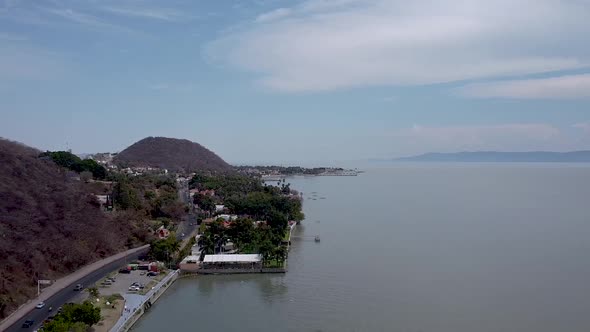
128;286;140;291
147;271;159;277
73;284;83;291
22;320;34;328
119;269;131;274
35;302;45;309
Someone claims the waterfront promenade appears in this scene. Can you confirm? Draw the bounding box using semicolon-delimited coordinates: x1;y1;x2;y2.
110;270;180;332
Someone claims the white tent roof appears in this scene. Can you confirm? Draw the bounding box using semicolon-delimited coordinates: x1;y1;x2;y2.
203;254;262;263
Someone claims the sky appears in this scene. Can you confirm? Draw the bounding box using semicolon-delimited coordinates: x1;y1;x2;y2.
1;0;590;164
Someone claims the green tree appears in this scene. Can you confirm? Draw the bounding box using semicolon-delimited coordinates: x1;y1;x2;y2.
258;239;274;264
149;236;180;262
193;193;215;214
228;218;254;251
264;209;288;239
45;301;100;331
197;231;215;260
70;322;88;332
42;317;71;332
273;246;287;266
66;301;100;326
113;181;142;210
86;286;99;299
41;151;81;169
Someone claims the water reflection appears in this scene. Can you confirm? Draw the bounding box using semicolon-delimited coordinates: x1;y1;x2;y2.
196;274;288;304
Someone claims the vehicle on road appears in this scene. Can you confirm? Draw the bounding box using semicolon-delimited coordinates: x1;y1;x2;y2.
22;320;34;328
73;284;83;291
35;302;46;309
128;285;140;291
119;269;131;274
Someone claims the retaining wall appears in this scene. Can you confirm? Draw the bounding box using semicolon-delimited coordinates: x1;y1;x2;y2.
110;270;179;332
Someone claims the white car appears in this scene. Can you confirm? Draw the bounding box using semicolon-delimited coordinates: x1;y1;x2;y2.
35;302;46;309
128;286;140;291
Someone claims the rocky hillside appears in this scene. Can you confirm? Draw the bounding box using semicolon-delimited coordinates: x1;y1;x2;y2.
113;137;231;172
0;139;142;317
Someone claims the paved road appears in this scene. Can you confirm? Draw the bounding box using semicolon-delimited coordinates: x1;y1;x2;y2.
176;178;198;240
5;248;148;332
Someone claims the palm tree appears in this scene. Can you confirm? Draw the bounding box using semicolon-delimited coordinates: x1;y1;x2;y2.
273;246;287;267
198;232;215;260
86;287;99;299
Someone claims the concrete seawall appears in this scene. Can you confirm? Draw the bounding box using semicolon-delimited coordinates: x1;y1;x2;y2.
195;267;286;274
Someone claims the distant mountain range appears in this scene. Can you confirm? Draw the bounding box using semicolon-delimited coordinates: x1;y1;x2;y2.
389;151;590;162
113;137;231;172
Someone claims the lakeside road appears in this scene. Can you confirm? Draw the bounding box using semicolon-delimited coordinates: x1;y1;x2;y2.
3;247;149;332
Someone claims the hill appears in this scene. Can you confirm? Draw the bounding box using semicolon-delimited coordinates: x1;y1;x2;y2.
113;137;231;172
0;139;142;317
393;151;590;162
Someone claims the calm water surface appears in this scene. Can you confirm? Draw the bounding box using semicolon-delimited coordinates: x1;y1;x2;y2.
134;165;590;332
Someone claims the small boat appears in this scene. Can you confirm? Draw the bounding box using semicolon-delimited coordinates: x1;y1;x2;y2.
314;235;320;242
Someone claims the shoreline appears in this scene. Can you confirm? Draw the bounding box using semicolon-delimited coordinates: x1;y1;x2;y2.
109;270;180;332
121;222;299;331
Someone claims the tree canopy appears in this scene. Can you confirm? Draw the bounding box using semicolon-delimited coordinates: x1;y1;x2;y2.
42;301;101;332
41;151;107;180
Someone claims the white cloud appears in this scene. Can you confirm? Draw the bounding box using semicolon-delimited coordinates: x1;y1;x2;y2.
43;8;108;26
39;7;135;33
102;6;191;21
207;0;590;92
573;123;590;134
386;123;566;155
458;74;590;99
255;8;292;22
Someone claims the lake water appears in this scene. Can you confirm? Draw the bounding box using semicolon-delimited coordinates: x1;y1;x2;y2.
133;165;590;332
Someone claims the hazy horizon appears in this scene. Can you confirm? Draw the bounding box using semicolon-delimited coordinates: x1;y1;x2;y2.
1;0;590;163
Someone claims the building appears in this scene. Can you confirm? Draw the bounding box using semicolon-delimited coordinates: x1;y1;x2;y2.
179;255;201;272
217;214;238;222
94;194;113;211
202;254;262;270
155;226;170;239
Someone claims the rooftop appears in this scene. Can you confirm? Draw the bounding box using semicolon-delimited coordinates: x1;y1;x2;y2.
203;254;262;263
